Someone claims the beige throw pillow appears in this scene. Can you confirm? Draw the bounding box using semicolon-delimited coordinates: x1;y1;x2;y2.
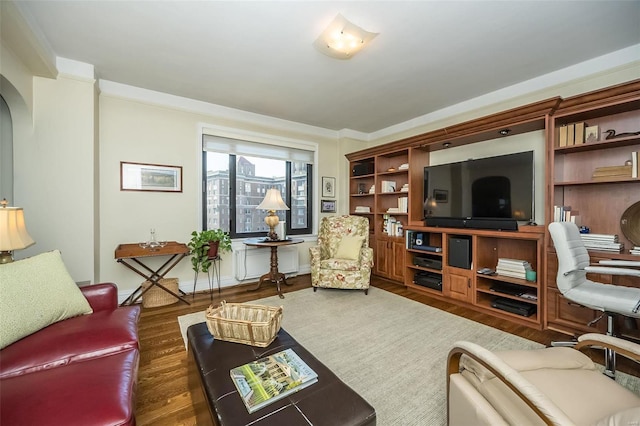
335;235;365;260
0;250;93;349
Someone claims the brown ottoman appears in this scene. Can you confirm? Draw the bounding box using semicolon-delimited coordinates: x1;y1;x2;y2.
187;322;376;425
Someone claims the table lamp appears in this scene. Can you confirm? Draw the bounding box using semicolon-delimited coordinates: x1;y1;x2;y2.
256;189;289;240
0;199;35;264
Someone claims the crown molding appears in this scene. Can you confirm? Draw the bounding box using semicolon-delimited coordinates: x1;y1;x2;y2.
98;80;341;141
3;0;56;78
368;44;640;143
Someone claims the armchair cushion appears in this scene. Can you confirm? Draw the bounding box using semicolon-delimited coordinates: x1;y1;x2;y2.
0;250;93;349
335;235;365;260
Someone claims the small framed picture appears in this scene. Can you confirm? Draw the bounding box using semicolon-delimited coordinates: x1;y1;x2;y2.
321;199;336;213
121;161;182;192
585;125;599;143
322;176;336;198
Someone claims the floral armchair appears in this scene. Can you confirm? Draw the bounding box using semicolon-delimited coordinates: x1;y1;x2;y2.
309;215;373;294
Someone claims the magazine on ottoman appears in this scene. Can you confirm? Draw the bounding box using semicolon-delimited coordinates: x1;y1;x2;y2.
230;348;318;413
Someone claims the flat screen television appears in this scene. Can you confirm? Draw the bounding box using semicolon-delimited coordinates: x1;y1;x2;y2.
423;151;534;230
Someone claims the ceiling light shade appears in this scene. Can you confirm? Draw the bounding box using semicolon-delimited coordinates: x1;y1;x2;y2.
313;14;378;59
256;189;289;240
0;200;35;264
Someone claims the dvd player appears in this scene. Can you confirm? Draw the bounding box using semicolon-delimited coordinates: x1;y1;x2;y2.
413;257;442;270
491;297;535;317
413;272;442;291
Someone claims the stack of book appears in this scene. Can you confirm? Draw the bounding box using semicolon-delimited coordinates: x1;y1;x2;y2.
580;233;623;253
496;258;532;280
354;206;371;213
592;165;633;181
630;246;640;256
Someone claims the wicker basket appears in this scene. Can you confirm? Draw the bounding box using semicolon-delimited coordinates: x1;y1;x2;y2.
141;278;179;308
205;301;283;347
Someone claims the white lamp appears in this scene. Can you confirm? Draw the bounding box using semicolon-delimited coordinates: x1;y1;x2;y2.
256;189;289;240
0;199;35;264
313;14;378;60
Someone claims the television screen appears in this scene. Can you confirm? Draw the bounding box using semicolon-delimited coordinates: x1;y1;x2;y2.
423;151;534;222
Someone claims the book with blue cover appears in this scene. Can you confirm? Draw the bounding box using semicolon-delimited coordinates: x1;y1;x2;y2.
230;348;318;413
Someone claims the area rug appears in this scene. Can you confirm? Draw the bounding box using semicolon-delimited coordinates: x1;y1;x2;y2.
177;288;639;425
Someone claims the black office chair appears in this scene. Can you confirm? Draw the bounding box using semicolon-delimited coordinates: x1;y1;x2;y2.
548;222;640;378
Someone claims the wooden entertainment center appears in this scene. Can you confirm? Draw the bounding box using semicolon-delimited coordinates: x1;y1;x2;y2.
346;79;640;334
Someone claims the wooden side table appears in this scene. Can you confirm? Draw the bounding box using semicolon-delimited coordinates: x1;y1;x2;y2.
243;238;303;299
115;241;190;306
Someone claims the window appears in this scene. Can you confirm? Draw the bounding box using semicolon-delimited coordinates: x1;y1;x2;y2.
202;134;314;238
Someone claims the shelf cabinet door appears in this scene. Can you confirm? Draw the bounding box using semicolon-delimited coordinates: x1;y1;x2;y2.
390;239;405;282
445;271;472;302
374;237;405;281
375;238;390;277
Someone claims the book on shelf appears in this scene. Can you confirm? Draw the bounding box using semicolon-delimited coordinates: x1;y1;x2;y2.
558;125;568;147
632;151;638;179
398;196;408;213
592;165;633;180
553;205;580;224
229;348;318;414
567;123;575;146
580;234;619;242
574;122;586;145
630;247;640;255
497;258;531;267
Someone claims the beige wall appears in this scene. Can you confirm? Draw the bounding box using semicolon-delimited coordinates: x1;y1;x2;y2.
1;43;97;282
99;93;339;297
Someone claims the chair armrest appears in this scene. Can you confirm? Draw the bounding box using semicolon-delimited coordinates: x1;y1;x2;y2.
599;260;640;268
447;341;575;426
309;246;322;262
584;265;640;277
576;333;640;363
360;246;374;267
80;282;118;312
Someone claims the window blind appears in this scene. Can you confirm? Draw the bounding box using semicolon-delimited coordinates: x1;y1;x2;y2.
203;135;314;164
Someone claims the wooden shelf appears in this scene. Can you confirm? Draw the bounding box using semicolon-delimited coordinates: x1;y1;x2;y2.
546;80;640;336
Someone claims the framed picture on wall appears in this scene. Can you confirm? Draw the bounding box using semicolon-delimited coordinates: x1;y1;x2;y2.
322;176;336;198
120;162;183;192
321;199;336;213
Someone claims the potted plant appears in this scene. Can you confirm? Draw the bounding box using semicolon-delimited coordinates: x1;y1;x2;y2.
188;229;232;273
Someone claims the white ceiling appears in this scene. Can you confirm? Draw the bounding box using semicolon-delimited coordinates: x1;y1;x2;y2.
14;1;640;134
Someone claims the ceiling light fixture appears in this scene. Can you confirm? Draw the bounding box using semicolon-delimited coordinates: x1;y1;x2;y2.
313;14;378;60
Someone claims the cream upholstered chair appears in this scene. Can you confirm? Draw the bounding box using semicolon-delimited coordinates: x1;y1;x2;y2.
549;221;640;378
309;215;373;294
447;334;640;426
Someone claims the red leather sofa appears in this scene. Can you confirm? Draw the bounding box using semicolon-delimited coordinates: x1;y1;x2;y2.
0;283;141;425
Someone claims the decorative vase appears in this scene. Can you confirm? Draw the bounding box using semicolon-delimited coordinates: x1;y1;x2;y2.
208;240;220;258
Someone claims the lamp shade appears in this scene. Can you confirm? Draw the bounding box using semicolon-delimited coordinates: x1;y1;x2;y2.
0;207;35;251
256;189;290;211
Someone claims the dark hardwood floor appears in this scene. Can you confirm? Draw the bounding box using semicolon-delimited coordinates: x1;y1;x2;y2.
135;274;638;425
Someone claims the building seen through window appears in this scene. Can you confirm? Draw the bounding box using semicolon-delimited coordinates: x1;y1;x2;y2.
204;151;311;238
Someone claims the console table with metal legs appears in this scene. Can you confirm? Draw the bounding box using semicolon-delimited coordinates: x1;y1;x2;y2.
243;238;303;299
115;241;190;306
192;255;221;301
